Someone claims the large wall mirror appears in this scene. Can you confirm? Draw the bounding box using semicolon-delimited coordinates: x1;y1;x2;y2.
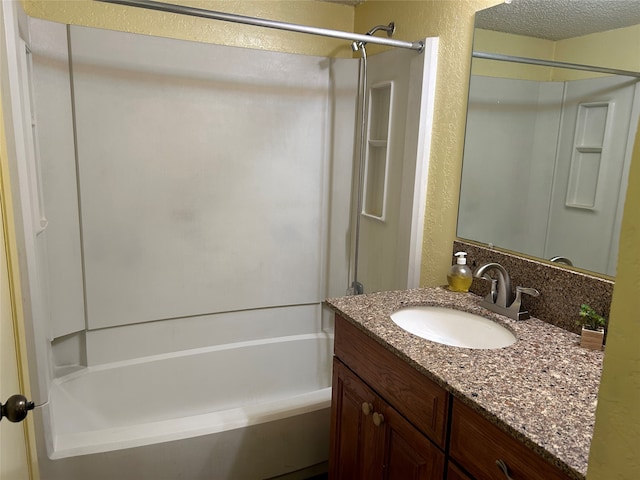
458;0;640;277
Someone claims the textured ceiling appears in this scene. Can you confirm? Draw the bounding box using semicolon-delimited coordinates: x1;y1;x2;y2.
475;0;640;41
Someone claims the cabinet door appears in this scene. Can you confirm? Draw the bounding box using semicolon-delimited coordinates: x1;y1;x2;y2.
447;462;473;480
380;401;445;480
330;359;380;480
335;315;449;447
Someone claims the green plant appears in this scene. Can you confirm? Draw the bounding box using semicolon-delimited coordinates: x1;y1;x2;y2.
578;304;606;331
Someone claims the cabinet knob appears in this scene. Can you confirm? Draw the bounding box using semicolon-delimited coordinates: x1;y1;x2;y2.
495;459;515;480
372;412;385;427
361;402;373;416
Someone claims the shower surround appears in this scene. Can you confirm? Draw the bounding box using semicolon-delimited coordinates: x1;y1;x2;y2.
12;16;437;480
26;18;355;479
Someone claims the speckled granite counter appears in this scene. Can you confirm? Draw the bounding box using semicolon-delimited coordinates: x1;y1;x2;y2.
325;287;604;480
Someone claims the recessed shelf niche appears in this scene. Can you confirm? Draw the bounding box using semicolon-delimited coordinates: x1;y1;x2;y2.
363;82;393;220
565;102;610;209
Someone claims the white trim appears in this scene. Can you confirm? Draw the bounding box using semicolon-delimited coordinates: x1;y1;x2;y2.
407;38;439;289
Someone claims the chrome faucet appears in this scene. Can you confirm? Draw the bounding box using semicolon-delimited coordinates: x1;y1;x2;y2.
473;262;540;320
549;255;573;266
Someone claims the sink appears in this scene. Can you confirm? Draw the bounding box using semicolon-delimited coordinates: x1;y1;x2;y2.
390;306;516;349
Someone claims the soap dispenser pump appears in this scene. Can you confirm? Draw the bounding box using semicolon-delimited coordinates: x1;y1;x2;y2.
447;252;473;292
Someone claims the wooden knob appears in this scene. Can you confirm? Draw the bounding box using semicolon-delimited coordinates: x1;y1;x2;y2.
372;412;384;427
361;402;373;416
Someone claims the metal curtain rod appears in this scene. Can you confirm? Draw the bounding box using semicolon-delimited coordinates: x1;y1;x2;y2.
473;51;640;78
96;0;424;52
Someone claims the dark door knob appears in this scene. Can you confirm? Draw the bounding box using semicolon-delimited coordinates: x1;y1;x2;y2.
0;394;35;423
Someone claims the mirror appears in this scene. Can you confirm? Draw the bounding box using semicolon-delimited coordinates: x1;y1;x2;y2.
458;0;640;277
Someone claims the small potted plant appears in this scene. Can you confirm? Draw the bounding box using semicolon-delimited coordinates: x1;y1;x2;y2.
577;304;606;351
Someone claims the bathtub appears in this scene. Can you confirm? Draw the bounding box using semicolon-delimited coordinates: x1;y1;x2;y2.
38;333;333;480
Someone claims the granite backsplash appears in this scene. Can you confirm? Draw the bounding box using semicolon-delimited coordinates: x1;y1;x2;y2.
453;240;614;334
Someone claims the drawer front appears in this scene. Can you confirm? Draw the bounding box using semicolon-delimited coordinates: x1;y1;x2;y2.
450;399;572;480
334;315;449;448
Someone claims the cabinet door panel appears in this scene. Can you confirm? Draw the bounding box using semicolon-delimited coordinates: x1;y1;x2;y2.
334;315;449;447
382;402;445;480
447;462;473;480
330;359;380;480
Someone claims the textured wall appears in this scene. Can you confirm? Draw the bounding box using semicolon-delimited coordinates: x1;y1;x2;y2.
472;29;555;80
554;23;640;81
588;123;640;480
22;0;355;57
473;23;640;82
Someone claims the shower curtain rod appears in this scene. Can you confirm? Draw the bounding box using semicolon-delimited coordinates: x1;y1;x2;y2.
473;51;640;78
96;0;425;52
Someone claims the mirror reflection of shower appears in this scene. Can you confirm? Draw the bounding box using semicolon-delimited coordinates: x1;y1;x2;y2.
458;0;640;277
458;67;639;276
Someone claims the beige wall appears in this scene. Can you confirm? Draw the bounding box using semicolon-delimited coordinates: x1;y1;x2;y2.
472;28;555;80
23;0;355;57
472;23;640;82
587;124;640;479
554;24;640;81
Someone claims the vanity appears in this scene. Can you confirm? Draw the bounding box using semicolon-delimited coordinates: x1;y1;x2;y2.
326;288;603;480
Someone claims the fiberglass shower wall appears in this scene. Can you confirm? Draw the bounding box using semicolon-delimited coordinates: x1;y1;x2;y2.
27;18;357;384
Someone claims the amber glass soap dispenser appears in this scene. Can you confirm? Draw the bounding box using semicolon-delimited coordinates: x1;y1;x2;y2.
447;252;473;292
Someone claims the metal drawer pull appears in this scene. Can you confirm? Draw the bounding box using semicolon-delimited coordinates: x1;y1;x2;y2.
496;459;514;479
372;412;384;427
361;402;373;416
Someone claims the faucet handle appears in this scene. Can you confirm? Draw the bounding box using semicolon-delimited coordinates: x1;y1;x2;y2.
516;286;539;297
508;286;540;320
481;274;498;303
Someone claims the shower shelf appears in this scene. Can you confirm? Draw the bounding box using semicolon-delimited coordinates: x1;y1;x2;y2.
363;82;393;220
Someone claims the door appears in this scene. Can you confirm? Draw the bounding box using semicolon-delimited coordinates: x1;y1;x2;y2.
0;185;30;480
1;1;38;478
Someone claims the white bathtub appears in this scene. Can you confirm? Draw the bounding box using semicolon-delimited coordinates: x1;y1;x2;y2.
39;333;333;480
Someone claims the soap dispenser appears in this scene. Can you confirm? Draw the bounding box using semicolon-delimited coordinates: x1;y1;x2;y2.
447;252;473;292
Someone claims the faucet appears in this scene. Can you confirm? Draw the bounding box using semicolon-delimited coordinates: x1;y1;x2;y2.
549;255;573;266
473;262;512;308
473;262;540;320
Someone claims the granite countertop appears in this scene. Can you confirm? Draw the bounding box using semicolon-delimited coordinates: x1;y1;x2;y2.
325;287;604;480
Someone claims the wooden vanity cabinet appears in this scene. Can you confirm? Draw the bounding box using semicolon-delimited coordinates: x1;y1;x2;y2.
449;399;573;480
330;359;445;479
332;315;450;447
330;315;575;480
330;315;448;479
446;462;473;480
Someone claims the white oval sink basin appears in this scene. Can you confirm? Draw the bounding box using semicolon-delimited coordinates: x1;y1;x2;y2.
390;306;516;349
